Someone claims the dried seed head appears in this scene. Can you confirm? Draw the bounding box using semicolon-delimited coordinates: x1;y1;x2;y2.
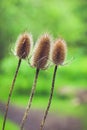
15;32;33;59
52;38;67;65
31;33;51;69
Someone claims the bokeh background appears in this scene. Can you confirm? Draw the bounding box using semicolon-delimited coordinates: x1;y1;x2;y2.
0;0;87;130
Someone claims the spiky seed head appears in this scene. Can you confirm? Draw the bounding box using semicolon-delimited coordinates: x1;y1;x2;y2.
15;32;33;59
52;38;67;65
31;33;51;69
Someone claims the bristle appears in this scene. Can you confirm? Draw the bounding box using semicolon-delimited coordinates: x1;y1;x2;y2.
15;32;33;59
52;38;67;65
31;33;51;69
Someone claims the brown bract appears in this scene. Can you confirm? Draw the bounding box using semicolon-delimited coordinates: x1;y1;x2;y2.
32;34;51;69
15;33;32;59
52;39;67;65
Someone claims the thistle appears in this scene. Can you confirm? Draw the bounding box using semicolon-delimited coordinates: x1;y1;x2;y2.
20;33;51;130
2;32;32;130
40;38;67;130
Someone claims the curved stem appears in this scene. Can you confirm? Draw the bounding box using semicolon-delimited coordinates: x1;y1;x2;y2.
40;65;57;130
2;58;21;130
20;68;40;130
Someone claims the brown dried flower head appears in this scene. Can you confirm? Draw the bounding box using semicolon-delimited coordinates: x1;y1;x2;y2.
31;33;51;69
52;38;67;65
15;32;33;59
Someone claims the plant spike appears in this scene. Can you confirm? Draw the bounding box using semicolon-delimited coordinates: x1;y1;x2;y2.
2;32;32;130
20;33;51;130
40;38;67;130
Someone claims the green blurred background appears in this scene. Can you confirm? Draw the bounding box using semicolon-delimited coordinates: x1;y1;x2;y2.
0;0;87;129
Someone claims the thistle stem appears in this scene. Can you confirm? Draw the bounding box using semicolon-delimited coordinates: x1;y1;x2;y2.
40;65;57;130
20;68;40;130
2;58;21;130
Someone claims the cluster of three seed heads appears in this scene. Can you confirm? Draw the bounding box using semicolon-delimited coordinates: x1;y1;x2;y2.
2;32;67;130
16;32;66;68
16;32;67;130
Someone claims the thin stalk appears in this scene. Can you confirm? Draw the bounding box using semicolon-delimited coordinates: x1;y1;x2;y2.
40;65;57;130
2;58;22;130
20;68;40;130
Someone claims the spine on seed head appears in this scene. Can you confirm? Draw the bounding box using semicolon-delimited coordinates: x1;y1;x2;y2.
31;33;52;69
15;32;33;59
52;38;67;65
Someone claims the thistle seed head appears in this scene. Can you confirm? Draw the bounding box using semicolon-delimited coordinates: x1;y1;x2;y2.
31;33;52;69
15;32;33;59
52;38;67;65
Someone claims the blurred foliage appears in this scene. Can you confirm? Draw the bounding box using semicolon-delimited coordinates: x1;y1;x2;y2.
0;55;87;101
0;55;87;129
0;1;87;129
0;0;87;59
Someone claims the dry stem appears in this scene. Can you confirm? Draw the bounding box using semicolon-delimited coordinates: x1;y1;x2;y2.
20;68;40;130
2;58;21;130
40;65;57;130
